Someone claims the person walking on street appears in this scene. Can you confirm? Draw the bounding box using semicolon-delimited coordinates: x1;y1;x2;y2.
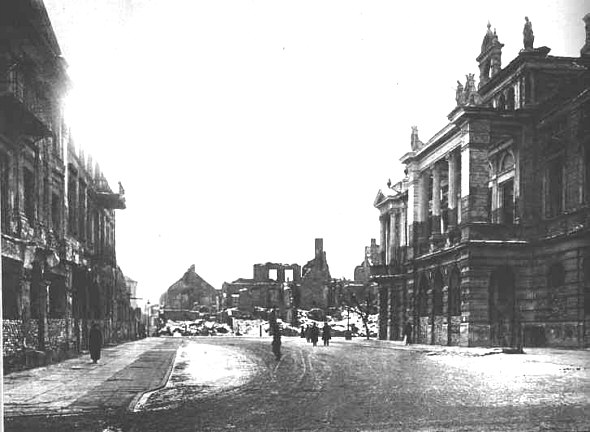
403;321;412;345
310;322;319;347
305;325;311;343
270;321;282;361
322;322;331;347
89;322;103;364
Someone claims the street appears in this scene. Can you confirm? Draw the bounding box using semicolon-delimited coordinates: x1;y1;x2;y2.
4;337;590;432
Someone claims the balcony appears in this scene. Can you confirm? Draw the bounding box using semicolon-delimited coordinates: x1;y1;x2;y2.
370;247;407;277
0;69;52;138
95;192;126;210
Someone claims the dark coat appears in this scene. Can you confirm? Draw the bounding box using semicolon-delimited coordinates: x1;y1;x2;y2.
89;326;103;361
310;325;320;343
322;325;331;340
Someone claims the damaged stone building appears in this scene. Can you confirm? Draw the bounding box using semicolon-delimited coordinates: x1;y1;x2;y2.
222;262;301;323
222;238;335;321
159;264;219;321
1;0;132;371
373;16;590;348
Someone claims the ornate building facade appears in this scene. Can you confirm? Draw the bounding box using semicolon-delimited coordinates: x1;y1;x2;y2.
373;16;590;348
1;0;131;371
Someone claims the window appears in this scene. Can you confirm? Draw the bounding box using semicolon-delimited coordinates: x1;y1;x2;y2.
0;152;9;233
501;180;514;224
51;193;60;233
500;153;514;172
68;172;77;236
49;278;66;318
2;258;19;319
417;276;429;317
23;167;35;222
548;262;565;314
268;268;277;281
546;157;563;217
506;87;515;110
487;187;493;222
433;271;443;316
78;181;86;240
448;268;461;316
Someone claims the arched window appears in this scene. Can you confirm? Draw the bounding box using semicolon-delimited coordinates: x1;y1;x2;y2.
500;152;515;171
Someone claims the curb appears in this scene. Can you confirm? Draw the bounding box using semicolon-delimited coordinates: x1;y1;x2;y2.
126;341;179;413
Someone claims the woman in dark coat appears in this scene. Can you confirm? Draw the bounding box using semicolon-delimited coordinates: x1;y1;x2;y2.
89;323;103;363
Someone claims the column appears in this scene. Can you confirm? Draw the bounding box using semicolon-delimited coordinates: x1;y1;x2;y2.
389;211;397;265
400;205;407;246
447;151;457;229
431;163;441;237
418;170;429;247
379;216;387;264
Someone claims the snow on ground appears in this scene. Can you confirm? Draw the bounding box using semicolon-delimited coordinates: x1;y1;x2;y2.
157;307;379;339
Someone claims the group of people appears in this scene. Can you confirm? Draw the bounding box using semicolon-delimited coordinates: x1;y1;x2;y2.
301;322;331;347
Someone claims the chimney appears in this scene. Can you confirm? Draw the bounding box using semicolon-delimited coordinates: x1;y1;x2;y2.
582;13;590;57
315;238;323;259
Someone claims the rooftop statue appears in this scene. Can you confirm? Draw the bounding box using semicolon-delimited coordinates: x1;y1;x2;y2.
523;16;534;50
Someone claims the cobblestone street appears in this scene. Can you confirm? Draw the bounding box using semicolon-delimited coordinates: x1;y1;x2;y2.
4;336;589;431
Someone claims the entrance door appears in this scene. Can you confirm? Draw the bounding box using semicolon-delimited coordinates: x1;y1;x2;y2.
489;267;515;346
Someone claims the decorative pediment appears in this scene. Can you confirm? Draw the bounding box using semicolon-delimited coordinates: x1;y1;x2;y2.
373;190;387;207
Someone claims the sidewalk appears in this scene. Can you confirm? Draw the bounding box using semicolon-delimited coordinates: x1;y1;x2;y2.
3;337;182;417
352;337;590;367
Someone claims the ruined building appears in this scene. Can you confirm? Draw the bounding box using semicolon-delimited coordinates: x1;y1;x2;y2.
222;238;335;321
159;265;219;320
354;238;381;283
222;262;301;323
373;16;590;348
1;0;131;371
298;238;333;310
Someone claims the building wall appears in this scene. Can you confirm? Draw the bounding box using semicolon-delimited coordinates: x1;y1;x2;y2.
373;18;590;348
1;0;133;373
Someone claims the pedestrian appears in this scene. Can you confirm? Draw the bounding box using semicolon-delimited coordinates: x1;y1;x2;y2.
403;321;412;345
300;325;305;338
322;322;331;347
271;321;281;361
310;322;319;347
305;325;311;343
89;322;103;364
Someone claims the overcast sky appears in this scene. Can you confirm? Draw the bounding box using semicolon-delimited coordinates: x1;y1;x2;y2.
43;0;587;304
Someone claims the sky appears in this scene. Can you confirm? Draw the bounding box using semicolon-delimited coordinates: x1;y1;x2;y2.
43;0;588;304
